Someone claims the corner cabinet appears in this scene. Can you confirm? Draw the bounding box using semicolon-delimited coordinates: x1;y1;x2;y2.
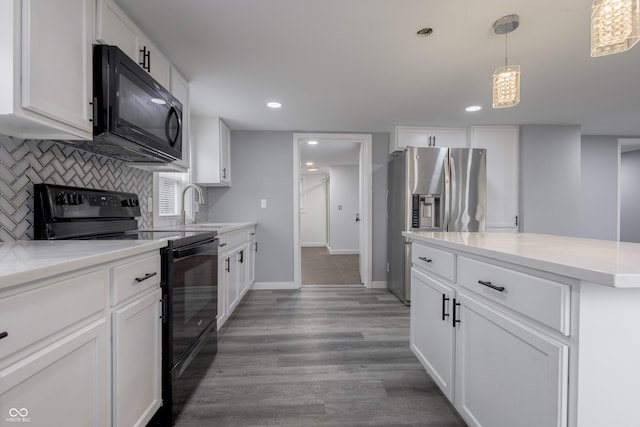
192;116;231;186
470;126;519;231
409;241;569;427
0;0;94;140
390;126;468;153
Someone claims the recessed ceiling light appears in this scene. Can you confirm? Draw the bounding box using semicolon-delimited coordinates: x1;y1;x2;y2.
416;28;433;37
308;168;318;172
267;101;282;109
305;162;314;166
465;105;482;112
307;140;318;145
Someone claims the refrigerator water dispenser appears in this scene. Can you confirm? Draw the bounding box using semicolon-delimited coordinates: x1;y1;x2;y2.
412;194;440;229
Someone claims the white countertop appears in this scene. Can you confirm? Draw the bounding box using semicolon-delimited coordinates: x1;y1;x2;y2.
404;231;640;288
152;222;256;234
0;240;167;290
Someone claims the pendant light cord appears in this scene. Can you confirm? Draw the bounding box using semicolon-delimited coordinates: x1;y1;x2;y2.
505;32;509;67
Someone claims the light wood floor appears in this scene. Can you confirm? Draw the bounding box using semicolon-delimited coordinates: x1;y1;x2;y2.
302;247;361;285
173;287;467;427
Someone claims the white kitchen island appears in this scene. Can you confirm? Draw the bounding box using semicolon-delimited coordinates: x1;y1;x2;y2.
404;231;640;427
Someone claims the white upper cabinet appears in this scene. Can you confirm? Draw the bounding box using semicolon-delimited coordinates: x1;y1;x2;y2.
191;116;231;186
0;0;94;140
470;126;519;231
390;126;468;153
96;0;171;89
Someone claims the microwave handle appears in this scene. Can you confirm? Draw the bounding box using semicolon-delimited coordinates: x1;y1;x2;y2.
165;106;182;147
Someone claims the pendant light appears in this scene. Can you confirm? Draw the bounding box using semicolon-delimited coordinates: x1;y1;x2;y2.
591;0;640;57
492;15;521;109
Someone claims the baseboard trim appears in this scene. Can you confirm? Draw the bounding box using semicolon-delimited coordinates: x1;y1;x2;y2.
327;249;360;255
301;243;327;247
251;281;298;290
371;281;388;289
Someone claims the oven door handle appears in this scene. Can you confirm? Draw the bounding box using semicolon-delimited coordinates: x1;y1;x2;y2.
172;237;219;259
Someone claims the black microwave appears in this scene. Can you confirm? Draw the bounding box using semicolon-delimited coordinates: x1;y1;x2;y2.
91;44;182;163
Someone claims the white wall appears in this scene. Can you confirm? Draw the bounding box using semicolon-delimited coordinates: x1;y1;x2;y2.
519;125;582;237
300;173;327;246
580;136;619;241
329;165;359;253
621;150;640;243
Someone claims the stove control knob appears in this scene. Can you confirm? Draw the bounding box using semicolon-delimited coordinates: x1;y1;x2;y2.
69;194;78;205
55;192;69;205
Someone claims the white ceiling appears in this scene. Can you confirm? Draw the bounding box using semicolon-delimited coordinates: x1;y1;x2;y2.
116;0;640;136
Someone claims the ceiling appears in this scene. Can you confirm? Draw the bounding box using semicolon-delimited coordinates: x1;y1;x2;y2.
116;0;640;136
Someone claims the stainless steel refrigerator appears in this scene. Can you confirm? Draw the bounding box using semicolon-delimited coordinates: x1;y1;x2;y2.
387;147;486;304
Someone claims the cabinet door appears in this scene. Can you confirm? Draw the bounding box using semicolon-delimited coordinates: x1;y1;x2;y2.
217;255;228;329
22;0;93;136
410;268;455;400
393;127;432;152
112;288;162;427
431;128;468;148
237;245;249;298
227;251;240;313
248;233;257;286
470;126;519;231
454;293;568;427
95;0;139;61
0;319;109;427
140;36;171;90
219;119;231;185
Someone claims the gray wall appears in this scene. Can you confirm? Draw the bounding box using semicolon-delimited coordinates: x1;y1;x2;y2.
621;150;640;243
519;125;582;237
0;134;152;242
204;131;389;285
204;131;294;284
580;136;619;240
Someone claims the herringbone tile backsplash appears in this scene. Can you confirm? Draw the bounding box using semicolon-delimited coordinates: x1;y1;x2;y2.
0;134;152;242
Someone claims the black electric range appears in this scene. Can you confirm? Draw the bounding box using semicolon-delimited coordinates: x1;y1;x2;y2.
33;183;219;425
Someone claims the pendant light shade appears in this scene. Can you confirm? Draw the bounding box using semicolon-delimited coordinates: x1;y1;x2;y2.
492;15;521;109
591;0;640;57
493;65;521;108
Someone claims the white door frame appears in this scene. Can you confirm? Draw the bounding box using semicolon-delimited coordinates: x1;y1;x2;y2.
293;133;373;288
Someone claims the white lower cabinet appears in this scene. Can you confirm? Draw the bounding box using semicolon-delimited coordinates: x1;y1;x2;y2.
0;319;109;427
410;241;570;427
112;288;162;427
410;269;455;400
454;292;568;427
217;226;256;329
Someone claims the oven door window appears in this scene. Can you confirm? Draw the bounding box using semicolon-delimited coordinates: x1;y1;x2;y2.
172;247;217;362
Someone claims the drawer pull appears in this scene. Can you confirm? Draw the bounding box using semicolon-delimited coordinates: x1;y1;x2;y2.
134;272;158;283
478;280;505;292
219;243;228;247
0;331;8;340
418;256;433;263
441;294;450;321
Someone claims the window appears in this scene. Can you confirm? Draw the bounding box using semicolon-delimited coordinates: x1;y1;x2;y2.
158;173;181;216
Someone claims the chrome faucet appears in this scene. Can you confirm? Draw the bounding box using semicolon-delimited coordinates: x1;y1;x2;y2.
181;184;205;225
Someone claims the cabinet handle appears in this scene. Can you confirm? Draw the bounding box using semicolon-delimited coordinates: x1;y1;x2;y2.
139;46;150;72
515;215;518;226
441;294;450;321
0;331;8;340
239;250;244;264
219;243;227;247
452;298;461;327
254;242;258;252
418;256;432;263
225;257;230;272
250;232;256;236
478;280;505;292
222;168;227;179
134;272;157;283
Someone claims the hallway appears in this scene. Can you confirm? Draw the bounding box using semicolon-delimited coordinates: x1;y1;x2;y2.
301;247;361;285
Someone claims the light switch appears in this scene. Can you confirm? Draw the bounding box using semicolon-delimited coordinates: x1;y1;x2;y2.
261;199;267;209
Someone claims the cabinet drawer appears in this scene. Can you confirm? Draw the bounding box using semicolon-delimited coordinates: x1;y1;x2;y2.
412;244;455;282
111;254;161;306
457;256;570;335
0;269;106;360
219;230;248;253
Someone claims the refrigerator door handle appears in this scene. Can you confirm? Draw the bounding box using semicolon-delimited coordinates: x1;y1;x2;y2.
442;153;450;231
385;189;389;219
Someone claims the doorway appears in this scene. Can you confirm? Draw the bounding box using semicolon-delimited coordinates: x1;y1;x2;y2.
619;138;640;243
292;133;372;288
